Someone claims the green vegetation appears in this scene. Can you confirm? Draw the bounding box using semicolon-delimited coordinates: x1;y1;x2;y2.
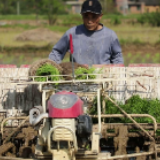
123;52;160;66
47;25;69;33
0;13;142;21
110;17;121;25
75;67;96;80
33;65;97;82
0;50;158;67
89;95;160;123
35;64;60;82
0;0;68;25
1;24;36;30
0;15;46;20
119;38;145;45
137;12;160;27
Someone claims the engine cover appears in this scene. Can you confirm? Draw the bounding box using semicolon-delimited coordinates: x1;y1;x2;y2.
48;91;83;118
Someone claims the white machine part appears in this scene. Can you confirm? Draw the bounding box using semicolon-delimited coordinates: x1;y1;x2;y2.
51;118;76;141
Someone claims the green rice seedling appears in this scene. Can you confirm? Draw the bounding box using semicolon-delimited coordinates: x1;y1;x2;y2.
153;53;160;63
75;67;96;80
35;64;60;82
89;95;160;123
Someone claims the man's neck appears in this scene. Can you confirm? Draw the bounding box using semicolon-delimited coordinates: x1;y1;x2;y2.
84;23;103;31
96;24;103;30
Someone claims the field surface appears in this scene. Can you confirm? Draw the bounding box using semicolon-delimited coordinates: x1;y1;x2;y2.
0;15;160;66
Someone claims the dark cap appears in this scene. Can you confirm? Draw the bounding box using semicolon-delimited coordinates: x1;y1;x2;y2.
81;0;102;14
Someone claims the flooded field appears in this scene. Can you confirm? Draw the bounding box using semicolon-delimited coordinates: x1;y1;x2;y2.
0;43;160;67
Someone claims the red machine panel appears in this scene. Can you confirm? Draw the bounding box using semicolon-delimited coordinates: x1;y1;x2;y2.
48;91;83;118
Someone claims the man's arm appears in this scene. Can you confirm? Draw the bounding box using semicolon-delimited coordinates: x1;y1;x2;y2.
49;32;69;63
110;31;124;64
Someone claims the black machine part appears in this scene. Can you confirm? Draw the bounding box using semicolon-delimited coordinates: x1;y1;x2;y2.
76;115;92;138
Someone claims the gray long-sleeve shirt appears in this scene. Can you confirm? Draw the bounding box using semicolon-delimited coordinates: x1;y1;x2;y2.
49;24;123;65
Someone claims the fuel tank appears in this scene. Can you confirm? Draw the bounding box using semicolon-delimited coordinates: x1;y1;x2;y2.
48;91;83;118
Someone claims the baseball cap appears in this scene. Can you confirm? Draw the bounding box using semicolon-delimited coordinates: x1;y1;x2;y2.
81;0;102;14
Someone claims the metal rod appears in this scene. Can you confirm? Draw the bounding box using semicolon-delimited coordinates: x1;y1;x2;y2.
105;132;154;137
71;55;75;79
42;90;47;113
0;76;158;85
1;116;28;136
97;89;101;133
3;116;29;144
104;95;155;141
47;126;78;153
106;151;154;160
0;157;34;160
90;114;157;133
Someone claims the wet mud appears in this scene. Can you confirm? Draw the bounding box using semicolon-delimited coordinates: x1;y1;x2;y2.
60;62;88;80
0;126;37;158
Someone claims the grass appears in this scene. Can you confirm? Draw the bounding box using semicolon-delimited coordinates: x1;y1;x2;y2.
47;25;69;33
109;24;160;45
119;38;146;45
0;51;159;67
124;52;160;66
0;14;46;20
1;23;36;30
0;52;49;67
0;13;142;21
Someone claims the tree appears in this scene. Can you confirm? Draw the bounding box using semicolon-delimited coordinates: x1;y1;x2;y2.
36;0;67;25
0;0;67;25
0;0;17;14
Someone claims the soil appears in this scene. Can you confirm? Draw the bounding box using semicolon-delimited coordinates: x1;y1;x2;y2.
60;62;88;72
122;44;160;55
29;61;89;80
14;27;160;54
28;58;63;76
0;25;160;66
60;62;88;80
15;28;62;43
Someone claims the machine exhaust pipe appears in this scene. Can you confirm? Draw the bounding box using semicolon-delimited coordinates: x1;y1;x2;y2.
29;107;48;125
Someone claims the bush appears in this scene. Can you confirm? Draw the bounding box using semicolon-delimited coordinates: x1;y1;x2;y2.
137;12;160;27
137;14;147;25
111;16;121;25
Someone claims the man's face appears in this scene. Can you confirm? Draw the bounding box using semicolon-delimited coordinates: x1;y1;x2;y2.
82;12;103;31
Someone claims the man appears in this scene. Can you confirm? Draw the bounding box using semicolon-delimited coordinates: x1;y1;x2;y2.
49;0;124;65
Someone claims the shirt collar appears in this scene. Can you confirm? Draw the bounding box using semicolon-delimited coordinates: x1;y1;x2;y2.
83;23;104;32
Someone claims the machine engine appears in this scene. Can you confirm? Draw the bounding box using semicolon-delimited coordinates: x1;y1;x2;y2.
30;91;92;160
48;91;92;146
